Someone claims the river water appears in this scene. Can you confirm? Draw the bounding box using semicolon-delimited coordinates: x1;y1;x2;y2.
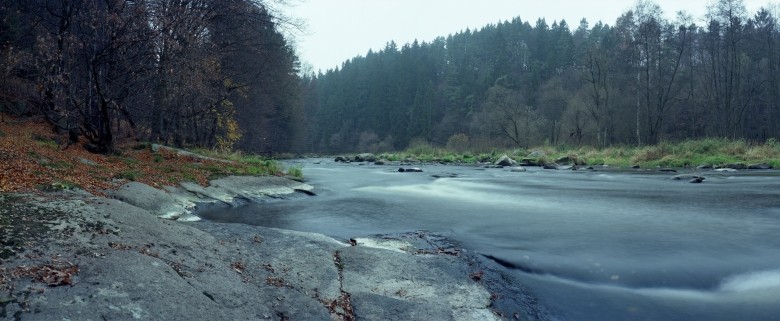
199;159;780;321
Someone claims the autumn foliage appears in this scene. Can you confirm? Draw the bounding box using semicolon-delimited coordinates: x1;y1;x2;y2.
0;116;279;195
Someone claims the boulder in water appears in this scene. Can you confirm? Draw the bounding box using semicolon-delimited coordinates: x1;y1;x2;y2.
354;153;377;162
689;177;705;184
672;174;705;181
494;155;518;167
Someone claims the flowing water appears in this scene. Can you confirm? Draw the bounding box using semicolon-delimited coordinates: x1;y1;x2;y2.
199;159;780;321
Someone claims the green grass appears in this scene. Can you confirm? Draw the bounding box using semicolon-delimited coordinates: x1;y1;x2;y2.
286;166;303;179
44;160;75;170
392;138;780;168
31;134;58;149
184;148;290;177
115;170;140;181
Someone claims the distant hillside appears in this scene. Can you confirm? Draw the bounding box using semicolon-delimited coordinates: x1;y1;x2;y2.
301;0;780;153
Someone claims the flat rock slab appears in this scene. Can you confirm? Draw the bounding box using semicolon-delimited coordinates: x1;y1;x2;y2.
1;196;336;320
1;194;548;321
109;176;315;221
110;181;195;219
209;175;314;202
341;246;500;321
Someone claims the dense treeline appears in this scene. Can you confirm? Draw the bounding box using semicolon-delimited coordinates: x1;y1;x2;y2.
0;0;302;154
303;0;780;153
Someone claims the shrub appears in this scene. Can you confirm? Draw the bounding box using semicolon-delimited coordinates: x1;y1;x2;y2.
406;138;436;156
446;133;470;153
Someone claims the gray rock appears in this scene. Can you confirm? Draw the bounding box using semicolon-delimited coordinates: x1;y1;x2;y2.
374;159;388;165
527;150;546;159
335;156;347;162
110;181;193;219
2;195;543;321
509;166;527;172
431;173;459;178
631;165;641;169
398;167;423;173
542;163;559;170
697;164;713;170
672;174;705;181
355;153;377;162
494;155;518;167
689;177;705;183
748;163;771;170
340;240;502;321
209;175;315;202
78;157;98;166
714;168;738;172
555;156;573;165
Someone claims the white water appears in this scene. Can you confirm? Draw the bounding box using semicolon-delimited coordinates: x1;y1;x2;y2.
200;160;780;320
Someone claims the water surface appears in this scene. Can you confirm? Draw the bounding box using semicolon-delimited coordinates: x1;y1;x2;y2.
199;160;780;321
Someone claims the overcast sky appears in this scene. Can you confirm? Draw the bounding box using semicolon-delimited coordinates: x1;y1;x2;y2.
282;0;776;72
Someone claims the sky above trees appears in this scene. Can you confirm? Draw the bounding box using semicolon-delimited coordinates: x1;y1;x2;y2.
285;0;774;72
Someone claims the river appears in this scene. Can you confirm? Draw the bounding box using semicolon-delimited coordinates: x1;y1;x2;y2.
198;159;780;321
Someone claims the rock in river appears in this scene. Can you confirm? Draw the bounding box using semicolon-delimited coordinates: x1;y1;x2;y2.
495;155;518;167
689;177;705;183
672;174;705;181
398;167;423;173
355;153;377;162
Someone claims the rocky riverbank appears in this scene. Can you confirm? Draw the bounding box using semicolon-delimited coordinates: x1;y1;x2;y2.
1;176;549;321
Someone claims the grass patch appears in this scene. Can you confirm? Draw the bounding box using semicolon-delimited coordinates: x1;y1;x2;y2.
43;160;74;170
37;180;81;192
120;157;139;167
286;166;303;179
115;170;140;181
31;133;58;149
390;138;780;168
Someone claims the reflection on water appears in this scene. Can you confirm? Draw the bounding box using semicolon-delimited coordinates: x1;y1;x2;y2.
199;160;780;321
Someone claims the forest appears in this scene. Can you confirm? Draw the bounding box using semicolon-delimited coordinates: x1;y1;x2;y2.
302;0;780;154
0;0;302;154
2;0;779;156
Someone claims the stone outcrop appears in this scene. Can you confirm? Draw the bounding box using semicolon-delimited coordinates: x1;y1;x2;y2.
110;176;315;221
1;194;548;321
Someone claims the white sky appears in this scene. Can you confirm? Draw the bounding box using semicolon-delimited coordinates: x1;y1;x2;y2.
282;0;777;72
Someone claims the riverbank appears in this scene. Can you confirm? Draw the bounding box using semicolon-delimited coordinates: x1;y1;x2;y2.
363;138;780;170
1;118;548;320
0;179;547;320
0;117;299;195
